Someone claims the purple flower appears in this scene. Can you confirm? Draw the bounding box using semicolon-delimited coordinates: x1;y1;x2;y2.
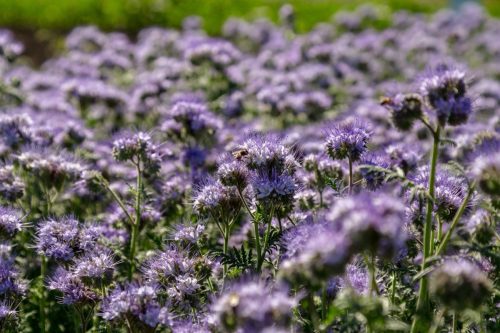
142;246;196;285
73;249;115;283
280;219;352;285
430;259;492;311
381;93;423;131
36;217;79;261
101;283;172;329
410;166;472;222
171;223;205;244
217;155;249;191
339;263;369;295
184;39;241;68
325;118;371;162
419;65;473;126
251;169;297;215
14;148;85;190
112;132;162;174
235;134;298;175
359;152;391;190
47;267;98;305
328;191;407;258
162;101;222;143
193;179;241;222
0;165;24;202
469;136;500;196
211;279;296;332
0;256;27;297
0;207;24;238
0;29;24;60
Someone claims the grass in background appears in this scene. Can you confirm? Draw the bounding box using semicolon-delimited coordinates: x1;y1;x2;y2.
0;0;461;34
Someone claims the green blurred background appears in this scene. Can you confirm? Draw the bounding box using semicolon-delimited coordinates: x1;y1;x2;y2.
1;0;499;64
1;0;499;34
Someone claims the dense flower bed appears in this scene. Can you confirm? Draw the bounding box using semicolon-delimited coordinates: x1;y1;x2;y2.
0;4;498;333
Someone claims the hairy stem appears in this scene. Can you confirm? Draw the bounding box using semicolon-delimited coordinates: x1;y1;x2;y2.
128;162;142;280
39;256;47;333
390;272;397;304
348;156;353;195
223;224;229;279
411;125;440;333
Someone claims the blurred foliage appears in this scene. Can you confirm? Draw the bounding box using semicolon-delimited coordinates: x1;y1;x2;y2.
2;0;499;34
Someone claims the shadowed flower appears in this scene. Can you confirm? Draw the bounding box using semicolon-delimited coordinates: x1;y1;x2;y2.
430;258;492;311
210;279;296;332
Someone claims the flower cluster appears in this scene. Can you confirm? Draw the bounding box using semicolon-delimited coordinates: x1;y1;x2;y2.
0;3;497;333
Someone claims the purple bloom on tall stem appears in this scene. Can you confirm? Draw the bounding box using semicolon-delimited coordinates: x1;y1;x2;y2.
325;118;371;194
419;65;473;127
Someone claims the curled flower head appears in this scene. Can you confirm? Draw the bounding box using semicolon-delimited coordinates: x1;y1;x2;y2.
381;93;423;131
47;267;99;305
216;155;249;191
280;219;352;286
14;148;85;190
251;169;297;216
162;101;222;143
171;223;205;244
73;249;115;284
36;217;84;261
211;279;296;332
328;191;407;258
419;65;473;126
101;283;172;329
142;246;195;286
411;166;472;222
430;259;492;311
325;118;371;162
193;180;241;222
235;134;298;175
112;132;161;174
469;136;500;197
0;165;24;202
0;255;27;297
359;152;391;190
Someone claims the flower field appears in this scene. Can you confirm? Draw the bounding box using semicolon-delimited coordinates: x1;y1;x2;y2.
0;3;498;333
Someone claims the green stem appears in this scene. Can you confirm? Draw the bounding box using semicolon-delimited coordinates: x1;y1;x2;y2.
390;272;397;304
101;179;135;226
437;215;443;243
128;163;142;280
258;213;273;272
435;185;474;256
307;294;320;333
223;224;229;278
238;189;262;272
411;126;440;333
365;254;379;296
253;217;262;273
39;256;47;333
348;156;353;195
321;285;328;320
452;311;457;333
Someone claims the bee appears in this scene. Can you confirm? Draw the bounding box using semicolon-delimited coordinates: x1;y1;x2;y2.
380;96;393;106
232;148;248;160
